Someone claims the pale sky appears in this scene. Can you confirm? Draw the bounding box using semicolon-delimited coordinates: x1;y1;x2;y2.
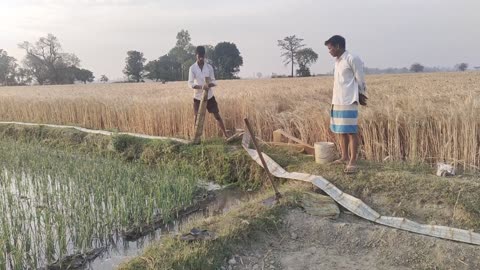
1;0;479;80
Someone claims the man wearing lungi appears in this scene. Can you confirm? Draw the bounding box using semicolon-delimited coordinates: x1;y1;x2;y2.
325;35;367;174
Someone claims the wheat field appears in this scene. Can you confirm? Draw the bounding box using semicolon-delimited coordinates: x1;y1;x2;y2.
1;72;479;169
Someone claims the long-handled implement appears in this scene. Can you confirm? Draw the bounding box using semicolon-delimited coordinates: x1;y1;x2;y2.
193;77;211;144
244;118;282;200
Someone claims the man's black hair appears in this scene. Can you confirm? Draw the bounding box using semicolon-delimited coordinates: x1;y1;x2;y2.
196;46;206;56
324;35;346;49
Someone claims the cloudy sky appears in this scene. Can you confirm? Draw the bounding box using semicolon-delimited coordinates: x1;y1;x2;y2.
1;0;479;80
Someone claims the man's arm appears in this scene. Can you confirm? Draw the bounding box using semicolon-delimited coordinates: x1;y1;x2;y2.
188;67;202;90
351;56;366;95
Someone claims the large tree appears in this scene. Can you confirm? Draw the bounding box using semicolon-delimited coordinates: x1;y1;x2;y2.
175;29;194;52
410;63;424;73
204;45;215;65
169;30;196;80
455;63;468;72
123;50;146;82
18;34;80;85
143;30;244;82
21;52;49;85
145;55;181;82
168;47;193;81
295;48;318;77
14;68;33;85
73;68;95;84
144;60;160;81
211;42;243;79
100;74;109;83
277;35;305;77
0;49;18;86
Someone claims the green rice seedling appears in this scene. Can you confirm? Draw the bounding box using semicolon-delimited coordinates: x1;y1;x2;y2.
0;139;199;269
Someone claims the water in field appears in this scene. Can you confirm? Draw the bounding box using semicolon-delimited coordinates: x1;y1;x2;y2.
0;140;198;270
87;187;251;270
0;139;252;270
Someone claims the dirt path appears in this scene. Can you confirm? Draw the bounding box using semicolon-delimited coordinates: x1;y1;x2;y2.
224;209;480;270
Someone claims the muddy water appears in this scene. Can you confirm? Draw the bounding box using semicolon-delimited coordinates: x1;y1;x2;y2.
86;185;254;269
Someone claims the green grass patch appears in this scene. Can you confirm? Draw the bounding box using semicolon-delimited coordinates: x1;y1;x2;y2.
0;124;265;269
263;146;480;231
119;187;303;270
0;124;267;189
0;139;199;268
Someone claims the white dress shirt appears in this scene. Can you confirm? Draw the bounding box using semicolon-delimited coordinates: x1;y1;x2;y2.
188;62;217;100
332;51;366;105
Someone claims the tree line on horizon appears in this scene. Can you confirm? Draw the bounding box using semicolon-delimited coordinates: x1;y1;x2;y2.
122;30;243;83
0;30;243;86
0;35;95;86
0;32;474;86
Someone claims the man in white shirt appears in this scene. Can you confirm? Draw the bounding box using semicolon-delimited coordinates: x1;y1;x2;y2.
188;46;228;138
325;35;367;174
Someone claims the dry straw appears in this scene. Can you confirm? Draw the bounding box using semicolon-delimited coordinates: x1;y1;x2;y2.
0;72;479;169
